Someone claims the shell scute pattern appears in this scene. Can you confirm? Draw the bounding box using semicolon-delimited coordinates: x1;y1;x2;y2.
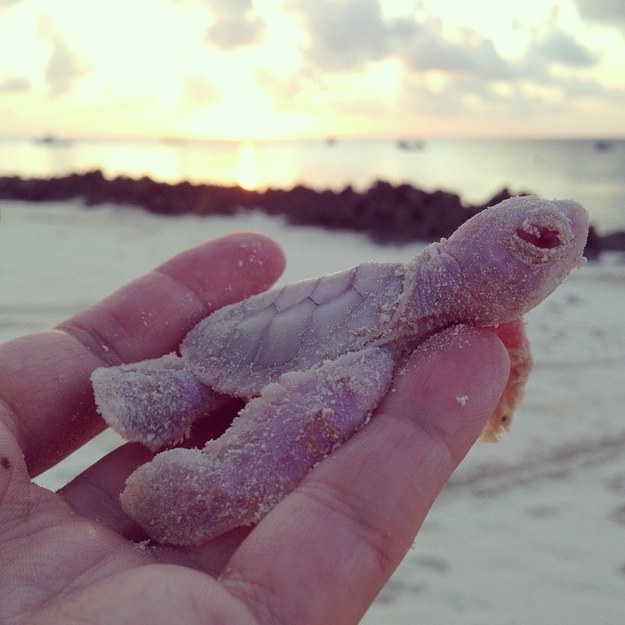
273;276;320;311
246;263;406;360
182;263;407;396
310;269;353;304
256;297;317;366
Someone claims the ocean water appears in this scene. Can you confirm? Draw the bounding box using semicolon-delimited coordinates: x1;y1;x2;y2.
0;137;623;232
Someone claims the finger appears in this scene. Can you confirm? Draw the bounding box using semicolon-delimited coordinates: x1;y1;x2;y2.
58;398;243;541
220;326;510;625
59;396;252;574
0;233;285;476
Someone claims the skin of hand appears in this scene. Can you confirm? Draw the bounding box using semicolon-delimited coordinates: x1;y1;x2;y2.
0;233;510;625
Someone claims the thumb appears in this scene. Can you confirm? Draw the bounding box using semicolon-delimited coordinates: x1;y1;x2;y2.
381;324;511;460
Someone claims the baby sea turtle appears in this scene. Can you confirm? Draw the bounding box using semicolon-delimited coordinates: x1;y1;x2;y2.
92;195;589;544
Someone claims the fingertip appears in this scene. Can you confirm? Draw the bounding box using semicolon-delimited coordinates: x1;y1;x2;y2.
205;230;286;270
157;232;286;307
224;231;287;290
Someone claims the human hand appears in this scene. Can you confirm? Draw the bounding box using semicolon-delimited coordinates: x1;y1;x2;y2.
0;233;509;625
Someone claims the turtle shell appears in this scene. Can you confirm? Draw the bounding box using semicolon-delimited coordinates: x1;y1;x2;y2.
180;262;406;397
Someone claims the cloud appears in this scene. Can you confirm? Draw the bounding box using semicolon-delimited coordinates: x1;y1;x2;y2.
255;66;323;109
0;0;22;8
402;31;514;80
290;0;602;85
204;0;265;49
45;42;89;95
289;0;515;82
527;29;598;67
255;69;305;108
288;0;416;71
560;75;625;101
262;0;618;130
573;0;625;27
182;74;220;107
38;16;89;96
401;77;495;118
0;75;30;93
399;71;582;125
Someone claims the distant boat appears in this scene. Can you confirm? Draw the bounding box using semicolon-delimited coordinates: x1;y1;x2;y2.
396;139;425;151
34;134;74;147
593;139;614;152
161;136;188;146
325;136;337;147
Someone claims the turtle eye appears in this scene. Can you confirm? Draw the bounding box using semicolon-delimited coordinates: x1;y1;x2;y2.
516;224;561;249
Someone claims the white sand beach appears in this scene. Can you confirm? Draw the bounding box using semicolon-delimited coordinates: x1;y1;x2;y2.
1;200;624;624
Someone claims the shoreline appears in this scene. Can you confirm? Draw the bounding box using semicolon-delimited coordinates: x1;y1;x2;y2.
1;170;622;257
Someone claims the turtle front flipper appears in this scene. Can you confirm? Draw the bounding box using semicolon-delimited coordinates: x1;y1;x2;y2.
92;354;227;450
119;346;396;544
480;319;533;442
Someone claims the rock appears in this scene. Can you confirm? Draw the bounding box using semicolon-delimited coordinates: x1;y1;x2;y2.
600;230;625;252
0;172;613;257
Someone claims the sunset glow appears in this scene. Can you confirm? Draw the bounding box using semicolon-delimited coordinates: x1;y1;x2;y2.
0;0;623;140
236;142;262;189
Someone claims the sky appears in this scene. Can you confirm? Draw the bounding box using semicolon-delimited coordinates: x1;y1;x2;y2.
0;0;624;140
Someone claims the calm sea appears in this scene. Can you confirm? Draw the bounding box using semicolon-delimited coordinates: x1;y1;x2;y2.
1;137;623;232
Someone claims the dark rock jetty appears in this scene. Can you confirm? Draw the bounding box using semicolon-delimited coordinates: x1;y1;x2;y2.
0;170;620;258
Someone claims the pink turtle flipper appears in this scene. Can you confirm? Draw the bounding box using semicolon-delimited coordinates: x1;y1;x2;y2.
92;354;226;450
120;347;395;544
480;319;533;442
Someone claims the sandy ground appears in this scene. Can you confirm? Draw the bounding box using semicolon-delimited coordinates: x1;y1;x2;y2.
1;200;624;624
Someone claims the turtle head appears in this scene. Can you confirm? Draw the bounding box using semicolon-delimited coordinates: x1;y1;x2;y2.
440;195;589;323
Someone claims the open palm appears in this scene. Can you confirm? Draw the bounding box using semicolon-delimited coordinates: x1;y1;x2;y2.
0;233;509;625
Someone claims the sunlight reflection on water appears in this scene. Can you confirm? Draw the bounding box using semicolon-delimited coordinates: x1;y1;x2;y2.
0;137;623;231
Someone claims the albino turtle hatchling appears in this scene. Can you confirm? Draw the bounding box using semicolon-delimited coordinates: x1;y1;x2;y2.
92;195;589;545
